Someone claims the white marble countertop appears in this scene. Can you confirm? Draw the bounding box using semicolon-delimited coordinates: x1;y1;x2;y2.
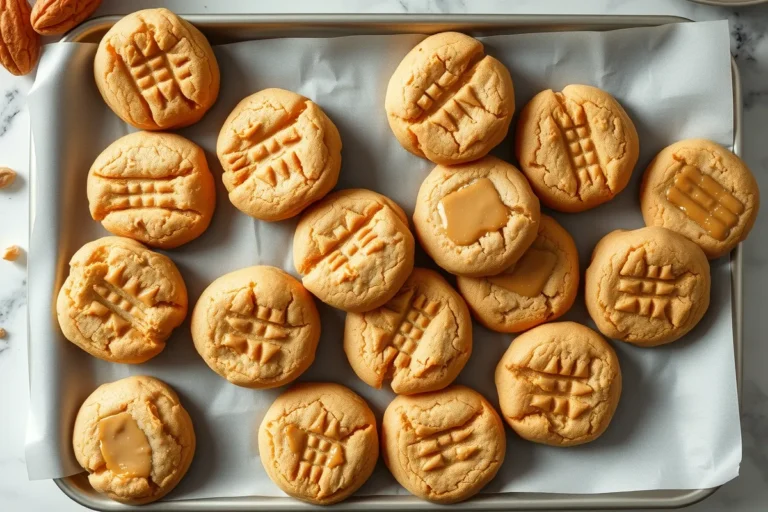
1;0;766;510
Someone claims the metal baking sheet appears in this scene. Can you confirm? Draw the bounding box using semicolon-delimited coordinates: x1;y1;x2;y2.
46;14;743;511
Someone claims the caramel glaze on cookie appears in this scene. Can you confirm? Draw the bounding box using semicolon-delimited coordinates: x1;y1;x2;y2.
585;227;710;346
73;376;196;505
381;385;506;504
495;322;622;446
258;382;379;505
640;138;759;259
88;131;216;249
344;268;472;394
385;32;515;165
57;237;187;363
516;85;639;212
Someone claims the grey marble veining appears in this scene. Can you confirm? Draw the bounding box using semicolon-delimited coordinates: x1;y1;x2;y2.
0;1;766;511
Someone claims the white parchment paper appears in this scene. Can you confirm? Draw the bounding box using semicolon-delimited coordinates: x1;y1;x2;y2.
26;20;741;497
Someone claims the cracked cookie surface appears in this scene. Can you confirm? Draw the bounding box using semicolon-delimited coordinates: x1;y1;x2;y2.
495;322;621;446
344;267;472;394
515;84;639;212
87;131;216;249
585;227;710;346
457;215;578;333
258;382;378;505
385;32;514;165
72;375;196;505
640;138;759;259
190;266;320;388
381;385;505;503
56;236;187;363
293;189;415;313
216;88;342;221
94;8;220;130
413;155;540;277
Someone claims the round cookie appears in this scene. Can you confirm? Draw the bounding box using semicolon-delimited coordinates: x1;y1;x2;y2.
640;138;760;259
344;268;472;394
258;382;378;505
381;386;505;504
217;88;342;221
87;131;216;249
585;227;710;347
72;376;195;505
293;189;415;313
94;8;220;130
56;236;187;363
413;155;540;277
190;266;320;389
515;84;639;212
495;322;621;446
385;32;515;165
457;215;578;333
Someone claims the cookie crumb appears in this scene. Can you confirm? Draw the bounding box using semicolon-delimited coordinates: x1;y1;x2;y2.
0;327;6;338
0;167;16;189
3;245;21;261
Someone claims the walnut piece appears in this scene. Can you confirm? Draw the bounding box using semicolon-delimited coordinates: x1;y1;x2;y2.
0;0;42;76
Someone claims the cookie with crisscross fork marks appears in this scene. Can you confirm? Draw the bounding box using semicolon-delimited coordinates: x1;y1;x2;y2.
345;268;472;394
94;8;220;130
259;383;378;505
88;131;215;249
496;322;622;446
217;88;342;221
385;32;515;165
382;386;505;503
516;85;639;213
191;266;320;388
57;237;187;363
294;189;415;313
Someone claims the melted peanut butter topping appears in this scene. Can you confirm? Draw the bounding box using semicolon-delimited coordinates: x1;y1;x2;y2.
489;248;558;297
98;412;152;478
438;178;509;246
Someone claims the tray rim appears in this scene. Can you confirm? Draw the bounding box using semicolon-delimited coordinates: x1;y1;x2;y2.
47;12;742;511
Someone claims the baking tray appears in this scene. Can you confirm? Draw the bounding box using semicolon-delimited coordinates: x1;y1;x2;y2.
47;13;743;511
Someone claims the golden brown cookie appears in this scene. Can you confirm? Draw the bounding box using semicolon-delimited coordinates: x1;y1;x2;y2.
413;155;540;277
381;385;505;504
72;376;195;505
385;32;515;165
344;268;472;394
216;88;342;221
585;227;710;346
94;8;220;130
640;138;760;259
190;266;320;388
258;382;378;505
515;84;639;212
56;237;187;363
495;322;621;446
457;215;578;332
87;131;216;249
293;189;415;313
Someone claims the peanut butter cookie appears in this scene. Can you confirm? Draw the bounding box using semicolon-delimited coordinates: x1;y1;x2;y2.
87;131;216;249
457;215;579;332
495;322;621;446
516;84;639;212
258;382;378;505
293;189;415;313
344;268;472;394
640;138;759;259
385;32;515;165
413;155;540;277
72;376;195;505
217;88;342;221
585;227;710;346
381;385;505;504
56;237;187;363
94;8;220;130
190;266;320;389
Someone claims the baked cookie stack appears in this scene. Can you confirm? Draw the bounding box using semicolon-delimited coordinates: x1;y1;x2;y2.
59;13;759;507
